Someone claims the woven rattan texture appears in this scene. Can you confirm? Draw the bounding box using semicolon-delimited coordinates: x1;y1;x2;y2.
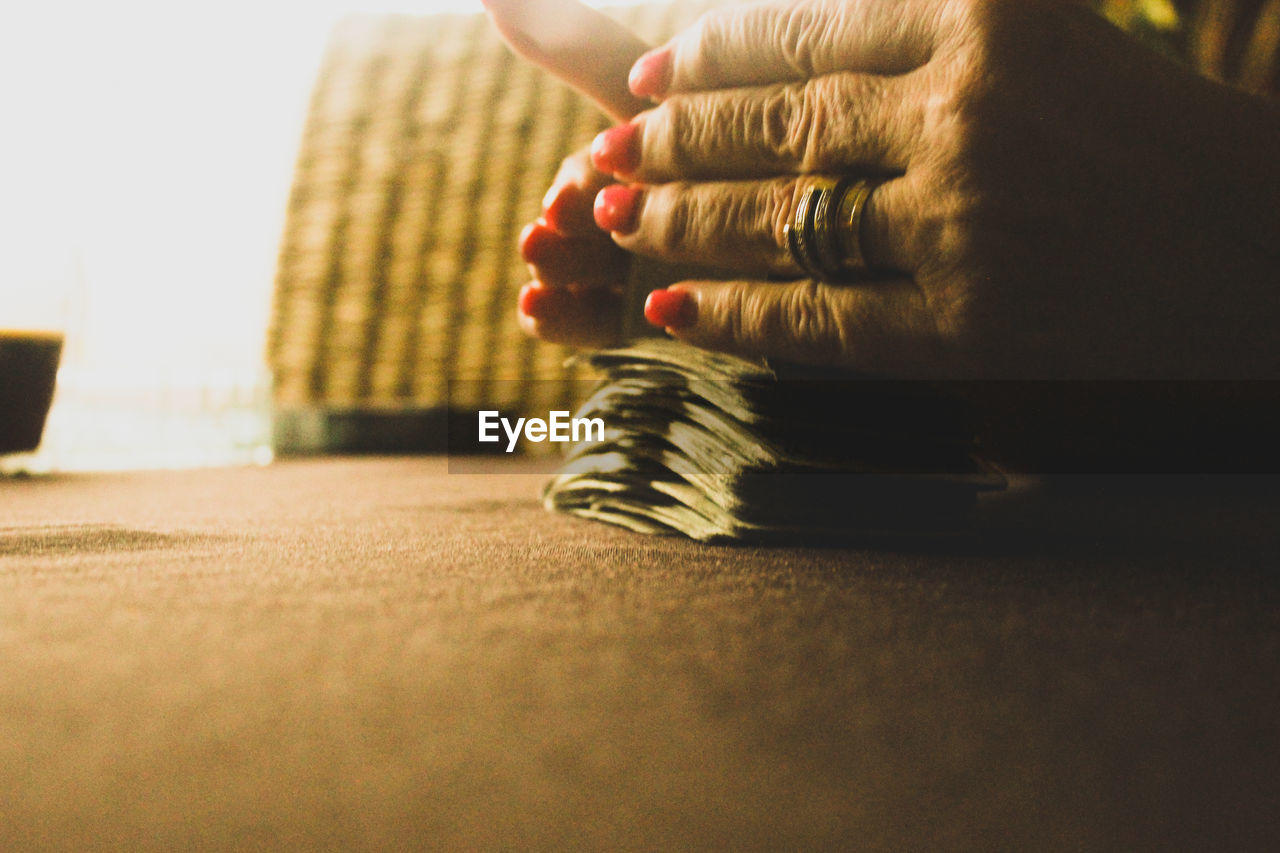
269;3;727;417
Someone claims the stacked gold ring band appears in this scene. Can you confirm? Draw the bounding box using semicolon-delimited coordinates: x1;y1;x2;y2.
783;177;878;282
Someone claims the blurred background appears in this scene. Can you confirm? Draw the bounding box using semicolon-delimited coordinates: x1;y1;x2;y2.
2;0;1203;473
0;0;653;472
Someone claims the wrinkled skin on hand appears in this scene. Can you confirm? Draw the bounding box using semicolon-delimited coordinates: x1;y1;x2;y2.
515;0;1280;379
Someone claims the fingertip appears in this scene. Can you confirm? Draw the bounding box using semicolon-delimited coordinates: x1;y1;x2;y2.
518;221;538;257
518;283;626;348
590;123;640;178
542;184;587;233
593;184;642;235
644;287;697;330
628;48;671;99
518;221;559;265
518;281;562;321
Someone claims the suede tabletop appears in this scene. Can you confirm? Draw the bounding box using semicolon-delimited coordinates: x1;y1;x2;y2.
2;457;1278;850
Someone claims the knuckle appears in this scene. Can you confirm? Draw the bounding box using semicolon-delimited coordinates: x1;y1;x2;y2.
764;82;824;171
914;52;1001;174
697;281;748;351
686;9;725;63
722;189;772;260
784;282;849;362
759;85;800;166
649;185;697;257
761;281;847;362
777;2;831;77
924;90;985;173
799;78;840;168
814;74;896;168
679;6;751;86
763;72;908;171
761;73;900;174
649;97;714;176
756;80;834;173
650;184;775;265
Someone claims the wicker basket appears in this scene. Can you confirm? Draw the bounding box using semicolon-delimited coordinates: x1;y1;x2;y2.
268;2;729;453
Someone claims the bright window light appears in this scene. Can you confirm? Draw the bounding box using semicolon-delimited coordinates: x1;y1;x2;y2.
1;1;654;471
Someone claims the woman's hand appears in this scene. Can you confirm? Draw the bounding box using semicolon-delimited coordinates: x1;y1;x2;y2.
516;146;631;348
483;0;649;348
573;0;1280;378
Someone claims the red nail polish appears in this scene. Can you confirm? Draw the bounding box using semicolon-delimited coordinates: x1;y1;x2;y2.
629;49;671;99
542;184;587;233
594;184;642;234
519;282;562;320
590;123;640;177
644;288;695;330
519;221;561;265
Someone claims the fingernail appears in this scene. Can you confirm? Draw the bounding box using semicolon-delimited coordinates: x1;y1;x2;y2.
590;122;640;177
542;184;587;232
519;221;561;265
519;282;563;320
644;288;696;330
629;49;671;99
594;184;642;234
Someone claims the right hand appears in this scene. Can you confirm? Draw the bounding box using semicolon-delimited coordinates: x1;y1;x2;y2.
508;0;1280;380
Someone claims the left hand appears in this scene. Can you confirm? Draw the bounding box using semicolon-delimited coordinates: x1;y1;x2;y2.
516;144;632;348
483;0;651;347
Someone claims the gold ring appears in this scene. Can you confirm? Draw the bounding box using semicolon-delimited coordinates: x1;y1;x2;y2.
784;181;823;280
835;178;875;273
783;177;879;282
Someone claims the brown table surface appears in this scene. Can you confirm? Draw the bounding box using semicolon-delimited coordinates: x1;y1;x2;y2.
2;457;1278;850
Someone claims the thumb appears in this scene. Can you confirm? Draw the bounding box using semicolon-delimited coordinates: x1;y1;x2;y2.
482;0;652;121
650;278;943;377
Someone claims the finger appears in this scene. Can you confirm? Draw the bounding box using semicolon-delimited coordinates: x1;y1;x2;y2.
518;281;626;348
542;147;617;234
520;221;628;289
629;0;942;98
482;0;651;121
595;175;915;276
645;278;943;377
596;72;918;182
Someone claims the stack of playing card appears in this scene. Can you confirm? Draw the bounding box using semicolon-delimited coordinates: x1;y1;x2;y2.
543;339;1006;543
